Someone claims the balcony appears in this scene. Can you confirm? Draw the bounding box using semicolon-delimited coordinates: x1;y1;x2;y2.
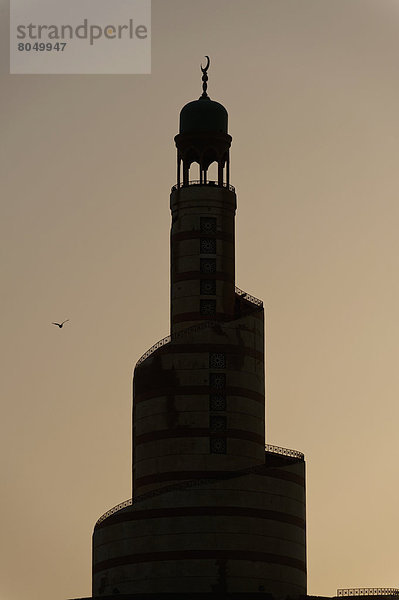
171;179;235;193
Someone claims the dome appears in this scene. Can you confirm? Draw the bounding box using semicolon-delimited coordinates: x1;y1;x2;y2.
179;96;228;134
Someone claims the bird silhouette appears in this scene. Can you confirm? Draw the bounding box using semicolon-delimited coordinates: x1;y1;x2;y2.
52;319;69;328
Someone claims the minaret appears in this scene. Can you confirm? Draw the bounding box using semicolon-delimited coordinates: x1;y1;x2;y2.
171;55;235;333
92;59;307;599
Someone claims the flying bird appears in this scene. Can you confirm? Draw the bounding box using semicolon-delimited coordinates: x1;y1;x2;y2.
52;319;69;328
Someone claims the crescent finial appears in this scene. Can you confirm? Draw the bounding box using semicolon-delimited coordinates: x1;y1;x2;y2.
201;55;210;74
200;56;210;98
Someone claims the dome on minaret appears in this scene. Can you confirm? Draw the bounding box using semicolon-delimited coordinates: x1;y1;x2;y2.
178;55;228;134
179;96;228;134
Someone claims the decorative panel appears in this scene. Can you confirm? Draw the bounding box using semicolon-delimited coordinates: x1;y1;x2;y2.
200;299;216;315
210;438;227;454
200;258;216;273
200;279;216;295
210;415;227;431
200;217;217;234
209;394;227;411
209;373;226;389
209;353;226;369
200;238;217;254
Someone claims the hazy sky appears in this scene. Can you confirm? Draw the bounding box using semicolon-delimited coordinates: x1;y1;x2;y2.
2;1;399;599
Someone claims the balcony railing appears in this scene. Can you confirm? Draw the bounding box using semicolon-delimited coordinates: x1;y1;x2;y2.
135;320;219;367
235;286;263;307
171;180;235;193
265;444;304;460
337;588;399;597
337;591;399;597
96;444;305;526
135;335;171;366
135;289;263;368
96;499;132;524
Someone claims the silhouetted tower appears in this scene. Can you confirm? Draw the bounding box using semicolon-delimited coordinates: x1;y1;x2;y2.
92;58;307;599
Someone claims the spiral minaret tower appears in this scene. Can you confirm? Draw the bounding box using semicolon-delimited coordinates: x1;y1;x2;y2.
92;59;307;599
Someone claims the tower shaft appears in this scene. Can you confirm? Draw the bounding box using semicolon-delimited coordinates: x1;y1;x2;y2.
170;185;236;332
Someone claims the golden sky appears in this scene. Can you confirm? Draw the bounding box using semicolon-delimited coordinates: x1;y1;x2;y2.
1;1;399;599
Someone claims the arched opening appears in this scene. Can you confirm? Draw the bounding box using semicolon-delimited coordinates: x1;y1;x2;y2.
206;161;218;184
175;145;231;188
188;161;201;183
